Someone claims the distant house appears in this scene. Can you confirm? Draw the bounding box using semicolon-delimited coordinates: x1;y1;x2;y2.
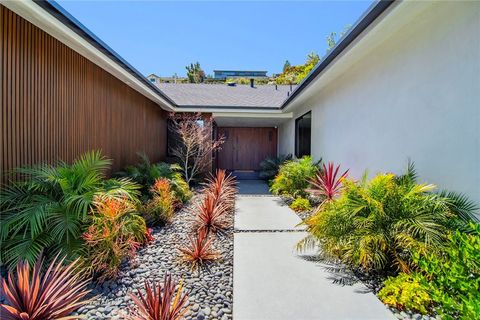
147;73;186;84
213;70;268;80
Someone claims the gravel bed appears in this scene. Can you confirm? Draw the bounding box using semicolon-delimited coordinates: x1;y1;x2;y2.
75;194;234;320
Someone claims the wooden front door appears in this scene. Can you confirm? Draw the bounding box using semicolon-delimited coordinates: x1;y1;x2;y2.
217;127;277;171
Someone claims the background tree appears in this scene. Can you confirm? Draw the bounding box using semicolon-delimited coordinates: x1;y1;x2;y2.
185;62;205;83
168;113;224;185
283;60;291;72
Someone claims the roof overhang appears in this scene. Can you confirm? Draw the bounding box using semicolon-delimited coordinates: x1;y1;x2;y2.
1;0;177;111
213;112;292;127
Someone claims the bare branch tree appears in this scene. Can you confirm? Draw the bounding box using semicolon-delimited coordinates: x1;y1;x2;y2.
168;113;224;185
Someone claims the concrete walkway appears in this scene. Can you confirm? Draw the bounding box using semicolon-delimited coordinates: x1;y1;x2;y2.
233;180;395;320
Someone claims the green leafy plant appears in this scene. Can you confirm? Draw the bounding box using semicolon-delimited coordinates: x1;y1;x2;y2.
0;151;140;269
81;196;147;280
116;153;192;204
128;274;189;320
143;178;176;225
300;163;477;273
270;156;319;197
289;198;312;212
0;255;91;320
378;273;432;314
413;223;480;319
259;154;292;182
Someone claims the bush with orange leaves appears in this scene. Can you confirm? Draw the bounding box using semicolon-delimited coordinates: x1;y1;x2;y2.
143;178;176;226
82;196;148;280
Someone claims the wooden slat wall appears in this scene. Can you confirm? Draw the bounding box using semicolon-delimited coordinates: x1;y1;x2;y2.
0;5;167;183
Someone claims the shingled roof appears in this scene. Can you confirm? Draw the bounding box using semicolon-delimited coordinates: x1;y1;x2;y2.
156;83;294;109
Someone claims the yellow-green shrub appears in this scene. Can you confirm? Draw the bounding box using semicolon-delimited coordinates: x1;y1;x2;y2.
378;273;431;314
289;198;312;212
143;178;175;225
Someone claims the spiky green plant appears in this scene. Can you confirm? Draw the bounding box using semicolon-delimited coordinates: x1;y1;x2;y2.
259;154;292;181
300;163;478;273
0;150;140;269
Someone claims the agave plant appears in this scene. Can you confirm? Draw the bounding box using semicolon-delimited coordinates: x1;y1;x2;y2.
0;255;91;320
128;274;189;320
308;162;349;201
179;229;220;270
192;193;229;234
0;151;140;269
203;169;236;211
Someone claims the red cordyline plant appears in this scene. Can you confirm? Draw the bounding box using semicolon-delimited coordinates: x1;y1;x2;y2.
203;169;236;211
309;162;349;201
192;193;229;234
178;229;220;270
127;274;189;320
0;255;91;320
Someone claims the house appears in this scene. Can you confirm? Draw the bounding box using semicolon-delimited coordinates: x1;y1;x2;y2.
147;73;186;84
213;70;268;80
1;0;479;204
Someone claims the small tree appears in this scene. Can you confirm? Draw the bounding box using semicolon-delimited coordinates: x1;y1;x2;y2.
185;62;205;83
283;60;291;72
169;113;224;185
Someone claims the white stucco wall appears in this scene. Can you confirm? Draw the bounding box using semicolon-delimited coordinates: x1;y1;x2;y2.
278;1;480;205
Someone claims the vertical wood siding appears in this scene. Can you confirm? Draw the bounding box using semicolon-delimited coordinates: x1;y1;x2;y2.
0;5;167;182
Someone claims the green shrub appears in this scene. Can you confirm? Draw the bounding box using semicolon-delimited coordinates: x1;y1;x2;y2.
378;273;432;314
259;154;292;182
143;178;176;225
0;151;140;269
301;163;477;273
413;223;480;319
378;224;480;319
289;198;312;212
270;156;319;197
116;153;192;204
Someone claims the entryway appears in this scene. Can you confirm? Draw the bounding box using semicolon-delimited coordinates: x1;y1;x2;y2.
216;127;277;177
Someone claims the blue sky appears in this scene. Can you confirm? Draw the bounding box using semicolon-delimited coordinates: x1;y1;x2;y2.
57;1;372;77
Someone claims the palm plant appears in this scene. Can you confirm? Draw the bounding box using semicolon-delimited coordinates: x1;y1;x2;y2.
270;156;320;198
0;255;91;320
0;150;140;269
192;193;229;234
307;162;348;201
259;154;292;181
301;163;478;273
178;229;220;270
128;274;189;320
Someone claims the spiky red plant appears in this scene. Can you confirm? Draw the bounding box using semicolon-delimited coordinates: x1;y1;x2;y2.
309;162;349;200
204;169;236;210
178;229;220;270
128;274;189;320
0;255;91;320
192;192;229;234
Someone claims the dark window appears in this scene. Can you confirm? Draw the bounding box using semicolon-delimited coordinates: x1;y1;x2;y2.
295;111;311;158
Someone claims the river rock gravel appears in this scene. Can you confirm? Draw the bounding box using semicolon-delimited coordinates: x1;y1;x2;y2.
75;194;234;320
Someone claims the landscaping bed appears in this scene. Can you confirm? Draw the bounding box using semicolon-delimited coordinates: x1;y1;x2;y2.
76;193;234;320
